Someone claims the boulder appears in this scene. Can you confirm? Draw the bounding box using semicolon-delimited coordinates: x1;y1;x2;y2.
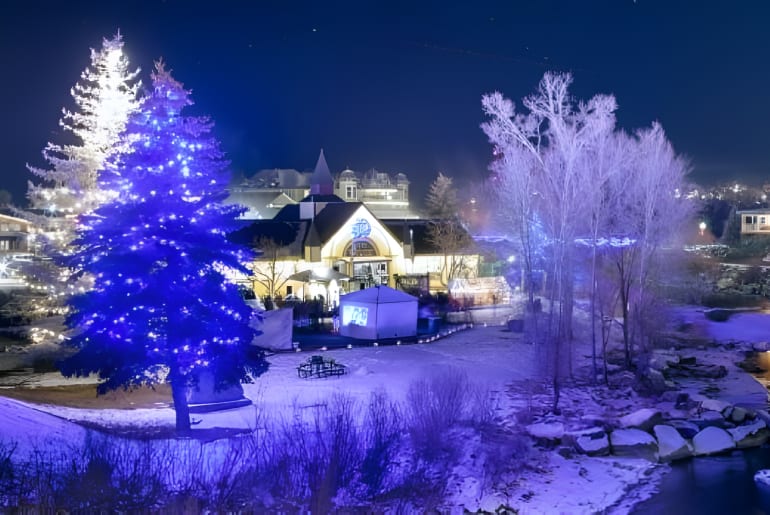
668;419;700;439
729;406;749;424
729;419;770;449
564;428;610;457
755;469;770;489
649;352;679;371
693;411;732;430
576;433;610;456
692;426;735;456
700;398;731;413
676;393;698;410
609;428;658;460
641;368;671;393
619;408;663;432
526;421;565;441
660;390;683;403
755;409;770;426
653;424;693;462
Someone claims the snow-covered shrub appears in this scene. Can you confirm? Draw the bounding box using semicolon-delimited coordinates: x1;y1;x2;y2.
59;436;167;511
468;384;499;428
479;426;532;491
360;389;404;496
406;367;469;459
0;441;17;506
264;394;363;512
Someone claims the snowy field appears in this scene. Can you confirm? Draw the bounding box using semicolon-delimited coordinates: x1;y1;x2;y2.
1;307;770;512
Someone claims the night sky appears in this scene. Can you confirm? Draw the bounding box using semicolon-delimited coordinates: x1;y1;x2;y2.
2;0;770;207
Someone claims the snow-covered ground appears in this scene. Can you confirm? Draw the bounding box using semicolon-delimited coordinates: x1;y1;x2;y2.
2;307;770;513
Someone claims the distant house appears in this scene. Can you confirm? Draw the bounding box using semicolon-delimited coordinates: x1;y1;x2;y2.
0;212;35;287
737;209;770;235
0;212;32;255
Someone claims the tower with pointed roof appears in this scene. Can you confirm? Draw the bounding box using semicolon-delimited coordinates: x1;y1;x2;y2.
310;149;335;195
300;149;346;220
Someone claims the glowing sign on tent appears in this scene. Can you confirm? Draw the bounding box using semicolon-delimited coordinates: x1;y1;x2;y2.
342;305;369;326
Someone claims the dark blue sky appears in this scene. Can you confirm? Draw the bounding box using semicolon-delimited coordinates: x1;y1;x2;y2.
2;0;770;206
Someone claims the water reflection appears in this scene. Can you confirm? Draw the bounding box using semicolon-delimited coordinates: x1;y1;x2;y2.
634;447;770;514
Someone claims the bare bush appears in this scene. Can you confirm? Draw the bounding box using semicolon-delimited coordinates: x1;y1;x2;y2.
262;394;363;512
468;384;499;428
360;389;404;497
406;367;469;459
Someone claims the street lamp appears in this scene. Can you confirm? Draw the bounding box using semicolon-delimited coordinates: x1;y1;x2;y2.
699;221;707;236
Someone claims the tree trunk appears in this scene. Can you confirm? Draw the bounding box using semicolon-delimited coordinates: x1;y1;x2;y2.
171;377;191;433
616;251;632;369
590;249;598;383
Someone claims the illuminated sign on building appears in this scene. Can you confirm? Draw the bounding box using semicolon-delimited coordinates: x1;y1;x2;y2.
351;218;372;239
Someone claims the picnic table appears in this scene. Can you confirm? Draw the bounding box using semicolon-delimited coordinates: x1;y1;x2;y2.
297;355;347;379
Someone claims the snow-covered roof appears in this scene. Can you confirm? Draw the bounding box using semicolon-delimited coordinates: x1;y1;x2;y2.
340;285;417;304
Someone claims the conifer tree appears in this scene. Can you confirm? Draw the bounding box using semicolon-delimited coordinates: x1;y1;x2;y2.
425;172;459;219
424;172;473;285
60;62;267;432
27;32;141;234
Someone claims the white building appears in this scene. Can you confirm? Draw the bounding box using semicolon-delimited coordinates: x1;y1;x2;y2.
227;150;419;220
737;209;770;235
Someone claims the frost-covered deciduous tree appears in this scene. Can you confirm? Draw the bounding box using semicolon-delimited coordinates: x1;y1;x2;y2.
483;143;542;308
581;121;629;381
27;32;141;232
483;73;692;397
482;72;617;410
608;123;692;367
60;62;267;432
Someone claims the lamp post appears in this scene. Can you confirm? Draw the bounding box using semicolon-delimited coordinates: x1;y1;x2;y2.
699;221;707;236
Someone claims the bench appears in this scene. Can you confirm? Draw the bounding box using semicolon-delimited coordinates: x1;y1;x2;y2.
297;355;347;379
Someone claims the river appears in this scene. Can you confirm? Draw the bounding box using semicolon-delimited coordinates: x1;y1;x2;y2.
633;447;770;514
634;348;770;514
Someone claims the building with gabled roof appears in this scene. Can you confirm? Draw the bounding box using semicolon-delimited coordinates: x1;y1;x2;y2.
229;160;479;306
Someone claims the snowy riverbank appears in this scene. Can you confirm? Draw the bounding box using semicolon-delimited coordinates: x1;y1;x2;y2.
1;307;769;512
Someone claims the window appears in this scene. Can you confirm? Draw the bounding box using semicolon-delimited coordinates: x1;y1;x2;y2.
747;216;754;224
762;217;767;225
345;185;357;200
344;240;377;257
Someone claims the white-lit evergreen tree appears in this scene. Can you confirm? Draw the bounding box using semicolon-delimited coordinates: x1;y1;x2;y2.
27;32;141;236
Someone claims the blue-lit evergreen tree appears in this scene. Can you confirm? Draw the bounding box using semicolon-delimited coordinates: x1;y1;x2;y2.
60;62;266;432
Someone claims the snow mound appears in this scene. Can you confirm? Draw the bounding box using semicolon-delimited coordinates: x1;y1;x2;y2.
0;397;89;458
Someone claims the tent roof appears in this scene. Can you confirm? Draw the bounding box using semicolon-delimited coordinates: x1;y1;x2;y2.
287;267;351;283
341;285;417;304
